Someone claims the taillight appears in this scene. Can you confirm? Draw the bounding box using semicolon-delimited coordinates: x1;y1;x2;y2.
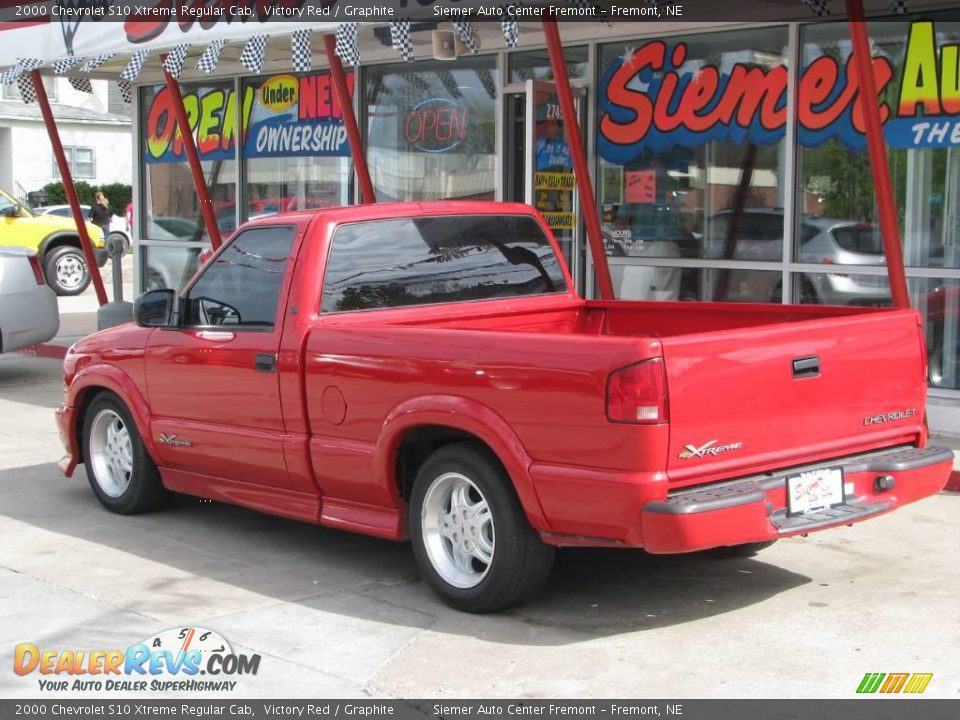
28;254;44;284
606;358;669;424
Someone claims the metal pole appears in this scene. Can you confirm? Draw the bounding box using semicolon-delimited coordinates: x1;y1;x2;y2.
31;70;108;306
161;56;223;250
542;19;614;300
845;0;910;309
322;34;376;204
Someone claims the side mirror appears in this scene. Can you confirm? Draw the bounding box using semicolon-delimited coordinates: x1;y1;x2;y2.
1;204;20;218
134;289;179;328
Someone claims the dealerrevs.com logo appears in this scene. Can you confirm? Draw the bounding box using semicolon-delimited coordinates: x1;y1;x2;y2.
13;626;260;693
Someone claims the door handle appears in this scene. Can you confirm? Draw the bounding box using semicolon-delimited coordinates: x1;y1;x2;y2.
255;354;277;373
792;356;820;379
194;331;235;342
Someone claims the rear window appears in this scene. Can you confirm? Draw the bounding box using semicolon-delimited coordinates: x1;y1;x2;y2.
831;225;883;255
321;215;567;313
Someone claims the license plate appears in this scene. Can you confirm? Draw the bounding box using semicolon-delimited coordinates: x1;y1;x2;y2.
787;467;844;515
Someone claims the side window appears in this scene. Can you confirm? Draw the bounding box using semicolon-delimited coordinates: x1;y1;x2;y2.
184;226;294;329
321;215;567;313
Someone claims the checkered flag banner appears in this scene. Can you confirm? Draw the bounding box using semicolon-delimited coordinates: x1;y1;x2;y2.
501;5;521;48
162;44;190;79
16;73;36;104
801;0;831;15
0;58;43;88
438;70;461;98
452;21;479;54
477;67;497;100
52;56;82;75
69;76;93;94
240;35;268;74
196;38;226;74
121;49;150;82
291;29;312;72
118;78;132;105
889;0;908;13
390;20;414;62
335;23;360;66
80;53;115;73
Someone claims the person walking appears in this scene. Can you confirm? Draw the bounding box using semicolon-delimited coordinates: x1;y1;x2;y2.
89;191;113;241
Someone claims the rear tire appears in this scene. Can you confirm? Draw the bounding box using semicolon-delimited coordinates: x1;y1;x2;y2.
44;245;90;296
409;443;555;613
82;393;168;514
707;540;777;558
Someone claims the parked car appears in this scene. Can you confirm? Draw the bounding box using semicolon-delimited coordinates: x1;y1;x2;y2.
0;247;59;353
34;204;129;249
56;202;951;612
0;189;107;296
704;208;890;305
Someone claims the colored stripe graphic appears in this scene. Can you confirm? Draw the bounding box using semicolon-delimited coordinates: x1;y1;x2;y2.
903;673;933;694
857;673;886;693
857;672;932;694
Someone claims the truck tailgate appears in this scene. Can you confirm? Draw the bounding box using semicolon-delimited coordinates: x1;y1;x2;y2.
661;308;926;485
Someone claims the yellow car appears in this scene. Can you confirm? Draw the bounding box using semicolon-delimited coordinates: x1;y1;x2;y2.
0;188;106;296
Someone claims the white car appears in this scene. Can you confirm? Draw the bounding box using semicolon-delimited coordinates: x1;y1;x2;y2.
0;247;59;353
34;204;128;248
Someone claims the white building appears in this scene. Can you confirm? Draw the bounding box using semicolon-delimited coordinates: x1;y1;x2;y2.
0;78;131;201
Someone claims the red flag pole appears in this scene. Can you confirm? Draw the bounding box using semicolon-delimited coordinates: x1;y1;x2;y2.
32;70;108;306
542;19;614;300
323;34;376;204
161;56;223;250
845;0;910;308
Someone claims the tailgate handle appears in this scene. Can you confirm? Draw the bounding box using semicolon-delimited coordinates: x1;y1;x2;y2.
792;356;820;379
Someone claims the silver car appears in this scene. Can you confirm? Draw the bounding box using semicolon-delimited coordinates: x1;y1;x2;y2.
0;247;60;353
705;209;890;305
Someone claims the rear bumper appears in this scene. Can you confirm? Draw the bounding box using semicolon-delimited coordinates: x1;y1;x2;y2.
640;446;953;553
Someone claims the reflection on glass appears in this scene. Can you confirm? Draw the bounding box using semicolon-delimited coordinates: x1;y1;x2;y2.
612;265;781;303
509;47;588;83
365;58;497;202
597;28;790;265
799;20;960;269
142;245;204;293
140;84;237;241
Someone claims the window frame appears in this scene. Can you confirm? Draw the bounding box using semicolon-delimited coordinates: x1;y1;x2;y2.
180;224;297;333
319;213;571;315
56;146;96;180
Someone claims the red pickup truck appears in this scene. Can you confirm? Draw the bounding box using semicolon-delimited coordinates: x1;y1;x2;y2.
55;202;952;612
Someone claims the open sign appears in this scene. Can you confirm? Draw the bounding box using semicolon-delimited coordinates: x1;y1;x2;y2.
404;97;469;153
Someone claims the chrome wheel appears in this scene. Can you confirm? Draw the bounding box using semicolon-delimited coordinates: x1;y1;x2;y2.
88;409;133;498
421;472;495;589
55;253;86;291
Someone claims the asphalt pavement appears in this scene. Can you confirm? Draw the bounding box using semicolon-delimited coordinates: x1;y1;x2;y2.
0;346;958;700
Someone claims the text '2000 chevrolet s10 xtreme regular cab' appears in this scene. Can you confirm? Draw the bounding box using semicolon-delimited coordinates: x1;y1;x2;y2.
55;202;953;612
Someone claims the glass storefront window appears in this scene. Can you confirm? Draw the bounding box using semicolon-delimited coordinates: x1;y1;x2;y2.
509;47;588;83
141;245;205;292
798;20;960;270
241;71;354;221
140;83;237;243
596;28;791;301
614;265;782;303
365;57;498;202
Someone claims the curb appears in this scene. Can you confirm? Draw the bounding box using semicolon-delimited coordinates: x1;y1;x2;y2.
21;344;69;360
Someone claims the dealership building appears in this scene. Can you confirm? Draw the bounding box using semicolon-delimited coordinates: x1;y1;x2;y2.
2;2;959;429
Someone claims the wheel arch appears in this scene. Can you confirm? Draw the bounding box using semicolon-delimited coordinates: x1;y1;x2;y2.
38;231;82;263
69;367;159;466
376;396;551;532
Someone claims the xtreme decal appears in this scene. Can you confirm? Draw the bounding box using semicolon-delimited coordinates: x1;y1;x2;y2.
598;21;960;163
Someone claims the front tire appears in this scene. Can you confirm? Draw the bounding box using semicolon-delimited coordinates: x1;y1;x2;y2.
409;443;555;613
44;245;90;296
82;394;168;514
